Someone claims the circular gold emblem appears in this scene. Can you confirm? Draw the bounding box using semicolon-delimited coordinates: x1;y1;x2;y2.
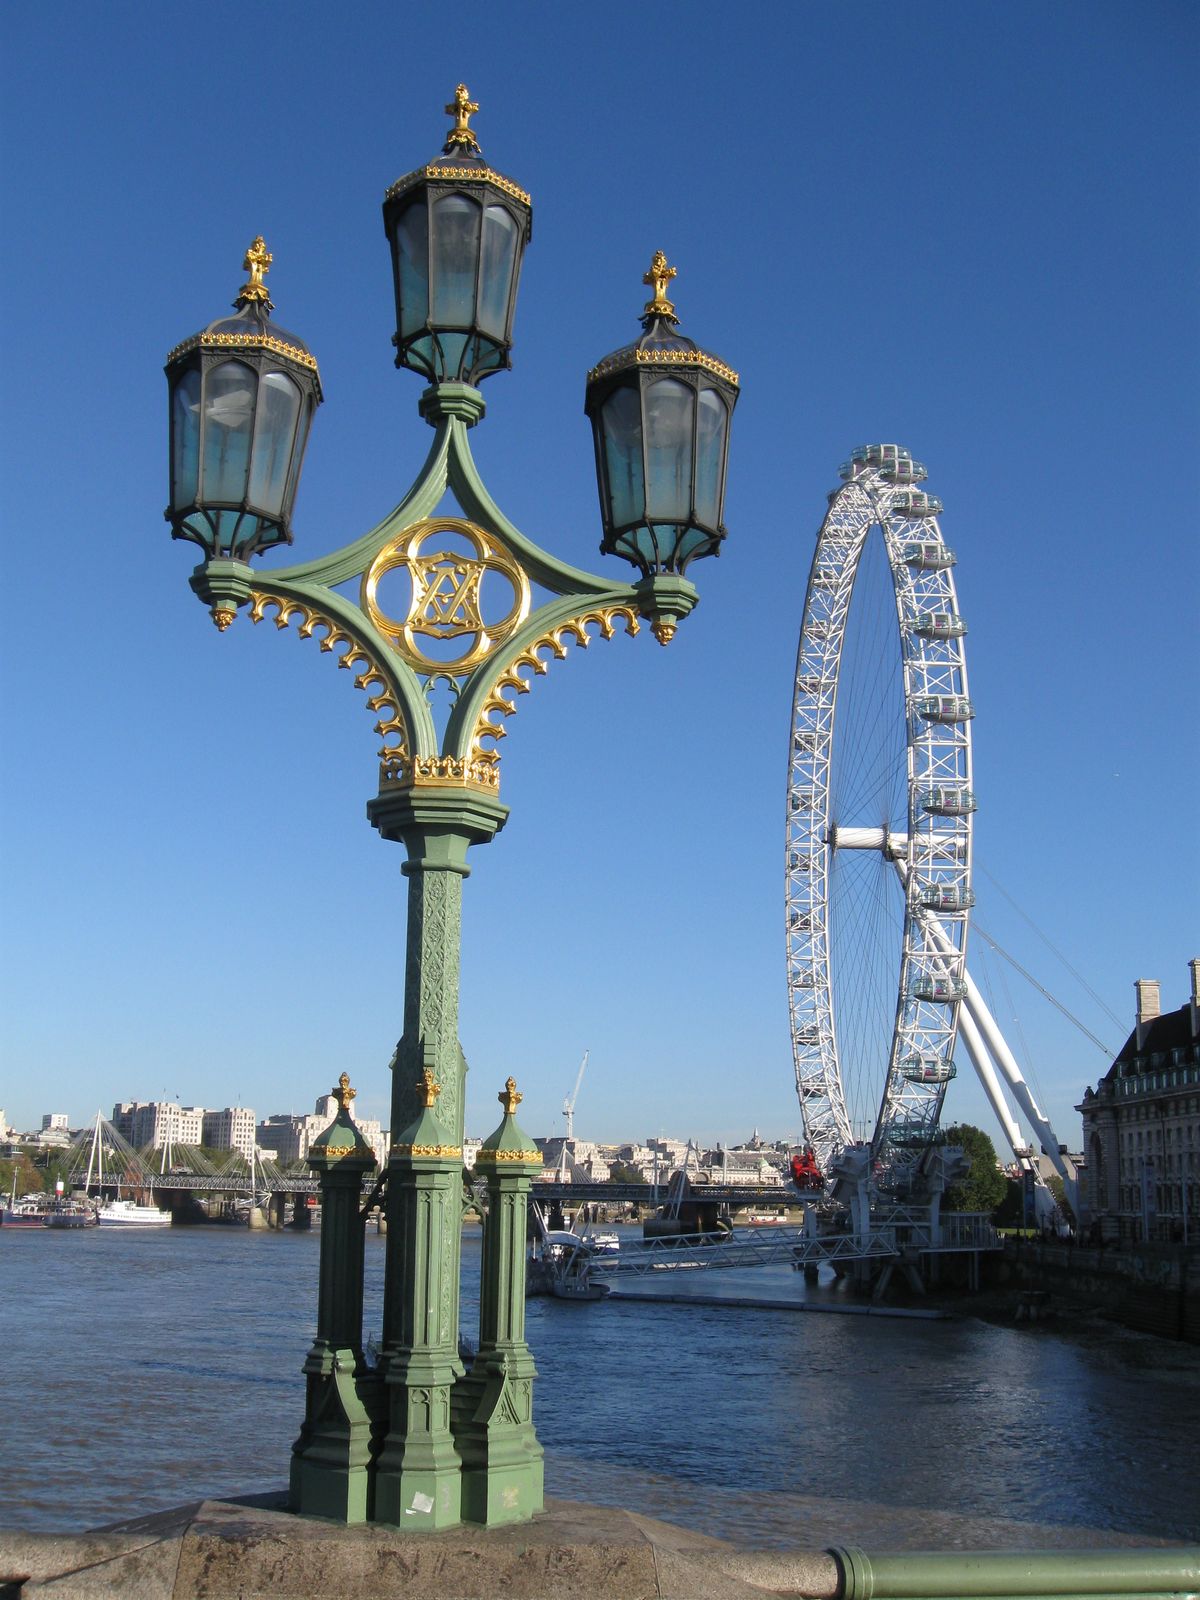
362;518;531;673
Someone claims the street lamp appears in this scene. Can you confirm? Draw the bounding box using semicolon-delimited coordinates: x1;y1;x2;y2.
163;86;736;1532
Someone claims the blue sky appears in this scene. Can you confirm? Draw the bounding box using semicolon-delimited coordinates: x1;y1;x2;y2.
2;0;1196;1157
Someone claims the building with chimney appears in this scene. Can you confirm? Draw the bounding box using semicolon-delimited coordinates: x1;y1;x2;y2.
1077;959;1200;1243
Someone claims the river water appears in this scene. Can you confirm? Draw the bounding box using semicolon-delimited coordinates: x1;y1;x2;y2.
2;1224;1196;1548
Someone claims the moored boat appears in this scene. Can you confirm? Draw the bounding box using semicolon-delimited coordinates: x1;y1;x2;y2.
96;1198;172;1226
43;1198;99;1229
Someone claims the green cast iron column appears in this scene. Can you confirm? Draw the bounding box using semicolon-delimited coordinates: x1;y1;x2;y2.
372;1065;470;1529
454;1076;544;1526
366;783;506;1530
289;1076;378;1524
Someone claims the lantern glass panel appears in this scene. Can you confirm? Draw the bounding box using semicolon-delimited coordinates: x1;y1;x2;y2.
171;367;201;510
396;201;430;338
694;388;727;527
202;361;256;502
477;204;518;339
285;400;313;509
248;371;301;516
643;378;694;522
431;194;481;326
601;385;645;529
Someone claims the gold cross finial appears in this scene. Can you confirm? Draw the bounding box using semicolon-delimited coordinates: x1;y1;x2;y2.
498;1076;522;1116
642;250;678;322
444;83;481;153
418;1067;442;1109
237;236;274;309
333;1072;356;1112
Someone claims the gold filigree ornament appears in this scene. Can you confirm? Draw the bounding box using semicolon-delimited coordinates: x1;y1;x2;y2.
362;519;531;676
391;1142;463;1159
499;1076;522;1114
467;604;641;771
248;591;410;772
334;1072;356;1111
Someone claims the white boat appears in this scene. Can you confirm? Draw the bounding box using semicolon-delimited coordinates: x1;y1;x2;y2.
96;1198;172;1227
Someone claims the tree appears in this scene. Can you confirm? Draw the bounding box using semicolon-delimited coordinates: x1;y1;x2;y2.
940;1123;1007;1215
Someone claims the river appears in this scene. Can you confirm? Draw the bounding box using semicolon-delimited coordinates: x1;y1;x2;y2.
2;1224;1196;1548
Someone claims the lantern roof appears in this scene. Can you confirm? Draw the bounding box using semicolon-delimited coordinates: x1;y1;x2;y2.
164;237;322;398
382;83;532;223
586;252;738;390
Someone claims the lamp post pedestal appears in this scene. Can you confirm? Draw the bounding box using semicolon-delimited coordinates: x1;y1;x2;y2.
453;1080;544;1526
289;1083;378;1524
373;1109;465;1530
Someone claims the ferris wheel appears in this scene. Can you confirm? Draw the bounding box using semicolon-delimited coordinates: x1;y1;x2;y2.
785;445;974;1189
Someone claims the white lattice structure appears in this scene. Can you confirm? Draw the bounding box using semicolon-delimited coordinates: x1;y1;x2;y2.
786;446;972;1188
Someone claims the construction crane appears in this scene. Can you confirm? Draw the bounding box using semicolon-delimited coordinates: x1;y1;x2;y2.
563;1051;589;1142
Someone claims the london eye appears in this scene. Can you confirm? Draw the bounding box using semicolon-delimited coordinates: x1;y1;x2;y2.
785;445;973;1193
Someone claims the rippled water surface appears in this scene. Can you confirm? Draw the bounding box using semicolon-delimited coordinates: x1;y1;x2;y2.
2;1224;1196;1546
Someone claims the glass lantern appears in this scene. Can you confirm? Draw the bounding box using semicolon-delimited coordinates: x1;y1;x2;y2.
585;253;738;577
382;85;532;387
164;237;322;561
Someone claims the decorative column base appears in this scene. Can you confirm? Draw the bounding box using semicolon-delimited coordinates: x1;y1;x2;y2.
454;1352;544;1526
290;1344;376;1524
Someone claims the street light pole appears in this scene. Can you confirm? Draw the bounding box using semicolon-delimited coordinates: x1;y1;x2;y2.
163;86;737;1531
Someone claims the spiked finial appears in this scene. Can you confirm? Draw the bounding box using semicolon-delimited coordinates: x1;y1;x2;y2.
333;1072;356;1111
443;83;481;153
642;250;678;323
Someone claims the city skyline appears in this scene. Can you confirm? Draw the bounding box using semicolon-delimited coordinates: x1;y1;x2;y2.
2;2;1197;1155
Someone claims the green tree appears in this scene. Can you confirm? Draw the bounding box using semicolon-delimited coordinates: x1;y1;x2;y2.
1047;1174;1076;1228
607;1162;644;1185
940;1123;1007;1215
0;1152;45;1197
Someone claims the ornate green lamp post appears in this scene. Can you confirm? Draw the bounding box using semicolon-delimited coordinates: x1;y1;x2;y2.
163;86;737;1530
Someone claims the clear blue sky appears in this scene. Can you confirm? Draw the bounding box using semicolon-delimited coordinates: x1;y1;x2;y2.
2;1;1196;1155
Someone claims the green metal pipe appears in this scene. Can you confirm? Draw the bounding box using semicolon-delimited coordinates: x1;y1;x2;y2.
829;1545;1200;1600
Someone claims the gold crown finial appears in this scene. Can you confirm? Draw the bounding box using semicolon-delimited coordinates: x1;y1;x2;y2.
418;1067;441;1109
642;250;678;323
498;1076;522;1116
237;236;274;309
444;83;481;153
333;1072;356;1112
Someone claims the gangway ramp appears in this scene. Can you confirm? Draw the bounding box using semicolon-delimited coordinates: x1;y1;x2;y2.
587;1215;999;1280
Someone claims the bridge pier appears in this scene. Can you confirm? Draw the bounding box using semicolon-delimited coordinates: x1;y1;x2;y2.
290;1196;313;1230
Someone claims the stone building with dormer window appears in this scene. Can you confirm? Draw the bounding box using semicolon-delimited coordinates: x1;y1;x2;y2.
1077;959;1200;1243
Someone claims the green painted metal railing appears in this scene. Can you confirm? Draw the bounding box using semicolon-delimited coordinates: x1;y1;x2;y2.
829;1545;1200;1600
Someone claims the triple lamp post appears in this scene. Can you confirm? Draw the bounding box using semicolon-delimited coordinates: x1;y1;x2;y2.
162;86;738;1530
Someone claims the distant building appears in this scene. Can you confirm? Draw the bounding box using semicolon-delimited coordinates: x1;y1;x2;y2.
536;1138;610;1182
41;1113;69;1132
112;1101;204;1150
258;1095;385;1170
1078;959;1200;1243
201;1107;257;1163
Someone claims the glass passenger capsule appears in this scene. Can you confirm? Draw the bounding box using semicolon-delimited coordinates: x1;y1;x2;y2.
879;457;928;484
920;786;977;816
914;694;975;723
890;490;943;517
838;442;912;479
902;542;956;569
911;974;968;1002
915;882;976;912
898;1056;958;1084
911;612;967;639
886;1120;933;1148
